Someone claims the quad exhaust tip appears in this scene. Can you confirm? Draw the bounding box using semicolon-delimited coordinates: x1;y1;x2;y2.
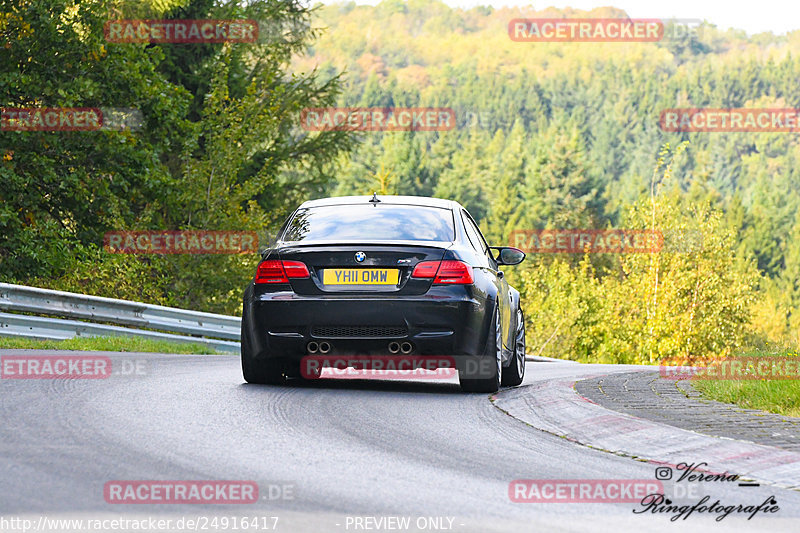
388;342;400;354
307;341;319;354
318;342;331;354
400;342;413;354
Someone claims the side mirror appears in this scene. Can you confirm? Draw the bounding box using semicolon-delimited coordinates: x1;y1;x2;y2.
492;247;526;266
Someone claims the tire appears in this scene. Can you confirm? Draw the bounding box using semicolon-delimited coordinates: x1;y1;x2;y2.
240;320;285;385
459;306;502;393
501;307;526;386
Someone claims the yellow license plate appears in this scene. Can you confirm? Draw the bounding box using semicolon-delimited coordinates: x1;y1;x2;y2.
323;268;399;285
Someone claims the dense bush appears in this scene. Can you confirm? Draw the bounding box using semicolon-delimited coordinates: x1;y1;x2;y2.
516;146;758;364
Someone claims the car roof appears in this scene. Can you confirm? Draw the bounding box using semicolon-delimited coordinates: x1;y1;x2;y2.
298;195;461;211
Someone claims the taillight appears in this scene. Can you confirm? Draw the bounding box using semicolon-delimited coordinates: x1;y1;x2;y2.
255;260;309;284
282;261;310;278
434;260;474;284
411;260;473;285
411;261;439;279
256;260;287;284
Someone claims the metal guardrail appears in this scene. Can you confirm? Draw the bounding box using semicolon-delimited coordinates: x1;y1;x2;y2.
0;283;241;353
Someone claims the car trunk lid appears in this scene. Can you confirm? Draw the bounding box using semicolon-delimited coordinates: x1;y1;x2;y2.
277;241;449;295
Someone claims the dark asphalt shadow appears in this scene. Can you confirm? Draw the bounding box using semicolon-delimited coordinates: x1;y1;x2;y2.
238;377;466;394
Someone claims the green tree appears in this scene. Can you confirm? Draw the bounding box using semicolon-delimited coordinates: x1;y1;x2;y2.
0;0;192;279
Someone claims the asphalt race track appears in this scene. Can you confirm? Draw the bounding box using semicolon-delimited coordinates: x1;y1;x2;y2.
2;350;799;532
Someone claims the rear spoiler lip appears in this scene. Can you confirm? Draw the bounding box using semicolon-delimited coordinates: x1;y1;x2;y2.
260;242;455;260
274;240;455;250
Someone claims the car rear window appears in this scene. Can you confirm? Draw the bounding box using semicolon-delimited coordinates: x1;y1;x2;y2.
282;204;455;242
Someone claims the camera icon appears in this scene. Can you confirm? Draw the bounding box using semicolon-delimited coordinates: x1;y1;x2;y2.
655;467;673;480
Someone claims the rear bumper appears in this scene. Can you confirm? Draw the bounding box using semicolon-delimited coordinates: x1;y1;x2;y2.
242;284;491;362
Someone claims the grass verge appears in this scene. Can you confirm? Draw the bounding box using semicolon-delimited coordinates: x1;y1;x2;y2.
691;350;800;418
0;335;225;355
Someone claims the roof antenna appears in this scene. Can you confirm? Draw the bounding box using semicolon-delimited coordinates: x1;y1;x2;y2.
369;192;381;205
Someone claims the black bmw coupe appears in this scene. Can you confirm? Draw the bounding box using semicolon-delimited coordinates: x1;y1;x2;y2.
241;194;526;392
